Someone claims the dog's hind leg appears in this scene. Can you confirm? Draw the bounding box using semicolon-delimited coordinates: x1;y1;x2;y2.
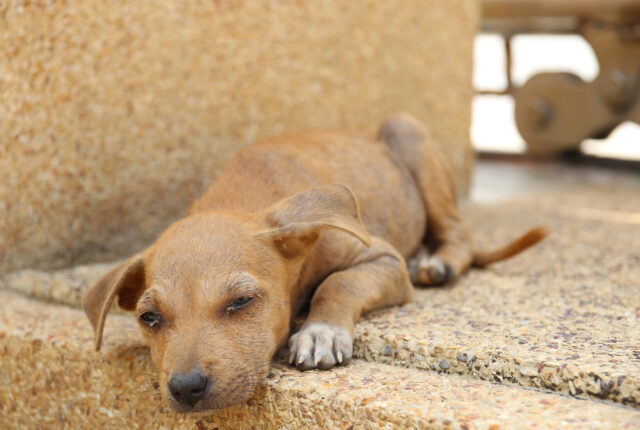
378;114;474;285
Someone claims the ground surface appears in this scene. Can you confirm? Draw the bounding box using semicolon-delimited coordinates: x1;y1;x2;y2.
1;158;639;429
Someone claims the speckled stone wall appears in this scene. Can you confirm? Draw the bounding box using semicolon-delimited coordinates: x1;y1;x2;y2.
0;0;478;274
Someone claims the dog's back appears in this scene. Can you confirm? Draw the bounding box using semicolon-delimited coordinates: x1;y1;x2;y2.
192;130;427;258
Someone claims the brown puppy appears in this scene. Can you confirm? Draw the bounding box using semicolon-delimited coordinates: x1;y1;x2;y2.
83;114;547;412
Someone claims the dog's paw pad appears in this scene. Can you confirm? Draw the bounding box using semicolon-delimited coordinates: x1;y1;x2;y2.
288;323;352;371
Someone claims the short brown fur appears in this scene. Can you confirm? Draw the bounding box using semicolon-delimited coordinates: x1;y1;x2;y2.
83;114;547;412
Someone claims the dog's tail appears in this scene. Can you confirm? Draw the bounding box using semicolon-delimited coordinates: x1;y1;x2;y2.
472;226;549;268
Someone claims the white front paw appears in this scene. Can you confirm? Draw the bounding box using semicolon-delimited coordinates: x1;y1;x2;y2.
288;323;353;370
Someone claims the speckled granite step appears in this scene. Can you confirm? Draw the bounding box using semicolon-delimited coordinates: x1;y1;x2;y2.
465;185;640;284
2;185;639;410
1;292;639;429
0;261;118;309
354;270;640;407
356;186;640;407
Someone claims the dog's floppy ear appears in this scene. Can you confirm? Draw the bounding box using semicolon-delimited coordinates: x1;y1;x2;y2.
257;184;371;258
82;253;146;351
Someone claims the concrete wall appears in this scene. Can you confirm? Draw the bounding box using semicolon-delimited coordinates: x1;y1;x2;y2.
0;0;479;274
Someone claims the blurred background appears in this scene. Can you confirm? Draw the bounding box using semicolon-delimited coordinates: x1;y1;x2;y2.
473;0;640;159
474;33;640;158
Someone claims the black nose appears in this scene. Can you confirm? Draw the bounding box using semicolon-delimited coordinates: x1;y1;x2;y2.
168;371;210;407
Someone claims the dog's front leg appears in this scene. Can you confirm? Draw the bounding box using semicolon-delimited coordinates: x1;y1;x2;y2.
289;237;413;370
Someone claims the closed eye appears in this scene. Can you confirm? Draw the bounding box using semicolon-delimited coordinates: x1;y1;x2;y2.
139;311;162;328
225;296;255;313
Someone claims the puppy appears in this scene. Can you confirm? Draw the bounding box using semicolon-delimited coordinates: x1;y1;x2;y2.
83;114;547;412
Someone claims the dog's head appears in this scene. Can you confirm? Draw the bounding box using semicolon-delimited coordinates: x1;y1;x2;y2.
83;184;369;412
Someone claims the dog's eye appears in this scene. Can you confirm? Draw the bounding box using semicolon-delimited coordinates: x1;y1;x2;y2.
225;296;254;312
139;311;162;328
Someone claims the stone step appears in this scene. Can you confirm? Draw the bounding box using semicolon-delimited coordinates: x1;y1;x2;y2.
356;185;640;407
3;185;639;408
2;292;639;429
